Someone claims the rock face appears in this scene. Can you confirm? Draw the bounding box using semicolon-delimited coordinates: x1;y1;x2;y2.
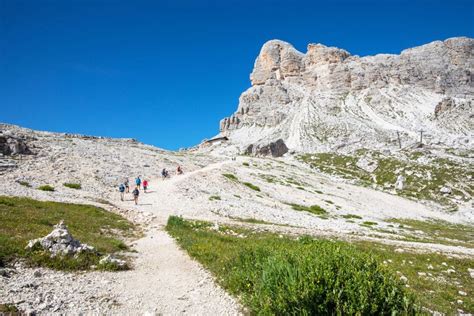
26;221;95;257
244;139;289;157
0;134;32;156
218;37;474;153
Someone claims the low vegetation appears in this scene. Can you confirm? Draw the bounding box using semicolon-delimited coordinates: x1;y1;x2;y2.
289;203;327;216
242;182;260;192
209;195;221;201
389;218;474;248
362;221;378;227
0;196;138;271
298;151;473;209
63;182;82;189
37;185;55;192
17;181;31;188
222;173;238;181
342;214;363;220
355;241;474;314
166;216;418;314
223;173;262;192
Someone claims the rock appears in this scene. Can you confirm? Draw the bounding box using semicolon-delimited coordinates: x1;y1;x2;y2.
458;290;467;296
34;270;42;278
99;255;127;269
440;186;452;194
0;134;32;156
244;139;288;157
395;175;405;190
26;220;95;257
400;275;408;283
356;157;378;173
468;268;474;278
216;37;474;153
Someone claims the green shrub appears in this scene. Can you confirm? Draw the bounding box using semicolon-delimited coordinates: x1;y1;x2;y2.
38;185;55;192
166;217;418;314
362;221;378;226
290;203;327;215
18;181;31;187
63;183;81;189
209;195;221;201
242;182;260;191
342;214;363;220
222;173;238;181
242;162;250;166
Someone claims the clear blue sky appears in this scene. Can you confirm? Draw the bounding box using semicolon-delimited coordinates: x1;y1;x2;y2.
1;0;473;150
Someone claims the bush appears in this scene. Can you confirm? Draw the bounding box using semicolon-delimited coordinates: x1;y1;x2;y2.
290;203;327;215
242;182;260;191
242;162;250;167
63;183;81;189
222;173;238;181
38;185;55;192
166;216;418;314
209;195;221;201
18;181;31;187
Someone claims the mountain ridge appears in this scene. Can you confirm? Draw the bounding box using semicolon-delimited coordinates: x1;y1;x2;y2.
216;37;473;154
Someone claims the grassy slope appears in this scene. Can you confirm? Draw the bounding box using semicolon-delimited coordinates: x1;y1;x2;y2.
299;151;473;209
166;216;417;315
167;216;474;315
0;196;138;271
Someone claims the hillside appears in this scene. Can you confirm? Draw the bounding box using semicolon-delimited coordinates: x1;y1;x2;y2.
0;123;473;314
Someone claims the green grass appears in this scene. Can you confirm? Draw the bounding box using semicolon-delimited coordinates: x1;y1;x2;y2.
290;203;327;216
361;221;378;227
342;214;363;220
17;181;31;188
389;218;474;248
222;173;238;181
298;152;473;208
242;162;250;167
37;185;55;192
0;196;138;271
209;195;221;201
242;182;261;192
166;216;418;314
0;303;18;313
63;182;82;189
356;241;474;314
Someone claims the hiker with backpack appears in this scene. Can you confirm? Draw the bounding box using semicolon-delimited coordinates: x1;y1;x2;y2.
124;178;130;193
161;168;169;179
119;183;125;201
177;165;183;175
143;179;149;193
135;176;142;189
132;186;139;205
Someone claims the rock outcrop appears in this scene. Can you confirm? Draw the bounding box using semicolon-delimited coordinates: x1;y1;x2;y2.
244;139;289;157
0;134;32;156
217;37;474;153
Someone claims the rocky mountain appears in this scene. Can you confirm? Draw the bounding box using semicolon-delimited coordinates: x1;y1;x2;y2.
217;37;473;154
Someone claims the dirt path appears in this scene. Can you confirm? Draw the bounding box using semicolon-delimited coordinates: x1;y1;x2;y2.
108;161;241;314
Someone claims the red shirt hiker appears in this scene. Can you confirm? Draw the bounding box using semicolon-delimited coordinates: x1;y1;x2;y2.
143;180;148;192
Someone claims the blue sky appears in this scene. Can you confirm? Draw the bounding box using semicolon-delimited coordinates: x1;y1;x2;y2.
1;0;473;150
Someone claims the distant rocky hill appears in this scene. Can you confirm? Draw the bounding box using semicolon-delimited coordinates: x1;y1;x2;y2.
216;37;473;154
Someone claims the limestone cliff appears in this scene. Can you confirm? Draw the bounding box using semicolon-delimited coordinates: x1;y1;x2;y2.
218;37;473;153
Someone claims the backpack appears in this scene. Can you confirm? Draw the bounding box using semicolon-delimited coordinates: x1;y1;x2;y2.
119;184;125;192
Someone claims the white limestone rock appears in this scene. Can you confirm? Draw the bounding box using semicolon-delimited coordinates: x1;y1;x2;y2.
217;37;474;153
26;220;95;257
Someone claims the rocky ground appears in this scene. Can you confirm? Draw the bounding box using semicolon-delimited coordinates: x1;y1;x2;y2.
0;124;473;314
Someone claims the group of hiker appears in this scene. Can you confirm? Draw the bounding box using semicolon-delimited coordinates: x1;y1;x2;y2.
119;165;184;205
